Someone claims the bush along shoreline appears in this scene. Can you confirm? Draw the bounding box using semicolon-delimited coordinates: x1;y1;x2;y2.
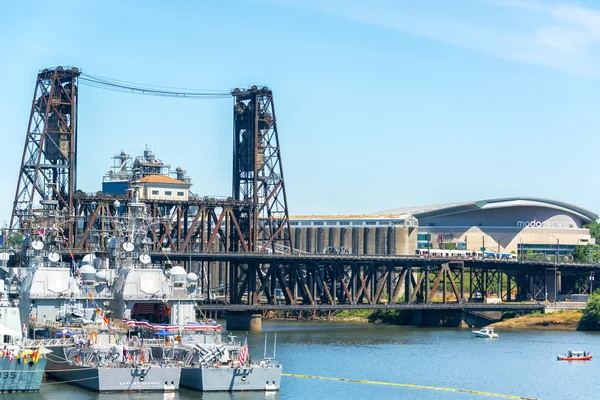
264;291;600;331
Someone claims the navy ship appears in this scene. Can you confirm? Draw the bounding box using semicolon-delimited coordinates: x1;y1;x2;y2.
13;187;282;393
127;320;282;392
43;332;180;392
0;295;47;393
176;327;281;391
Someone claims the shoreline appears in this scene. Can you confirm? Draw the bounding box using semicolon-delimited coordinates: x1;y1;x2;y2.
264;309;589;331
489;310;582;331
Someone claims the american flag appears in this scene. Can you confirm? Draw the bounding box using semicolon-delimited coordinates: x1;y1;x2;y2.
238;337;249;365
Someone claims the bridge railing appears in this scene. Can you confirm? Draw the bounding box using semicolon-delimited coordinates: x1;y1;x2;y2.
143;251;599;267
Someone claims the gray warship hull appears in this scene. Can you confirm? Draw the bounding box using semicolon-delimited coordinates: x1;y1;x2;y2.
181;365;282;391
0;357;46;393
45;358;181;392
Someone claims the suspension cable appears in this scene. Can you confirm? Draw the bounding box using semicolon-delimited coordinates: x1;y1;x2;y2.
78;74;231;99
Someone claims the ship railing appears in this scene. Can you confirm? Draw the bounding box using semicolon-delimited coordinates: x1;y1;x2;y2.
124;293;204;301
128;339;166;347
25;338;72;347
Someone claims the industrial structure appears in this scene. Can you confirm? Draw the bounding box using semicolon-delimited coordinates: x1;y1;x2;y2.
289;214;419;255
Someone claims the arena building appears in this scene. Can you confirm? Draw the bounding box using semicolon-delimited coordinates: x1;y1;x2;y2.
290;197;597;258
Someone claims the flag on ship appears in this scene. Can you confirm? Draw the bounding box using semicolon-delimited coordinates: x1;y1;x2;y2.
238;337;249;365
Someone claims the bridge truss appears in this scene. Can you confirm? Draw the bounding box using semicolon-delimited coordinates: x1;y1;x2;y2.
227;260;525;306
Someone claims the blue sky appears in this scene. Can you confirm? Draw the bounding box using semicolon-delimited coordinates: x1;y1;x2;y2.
1;0;600;222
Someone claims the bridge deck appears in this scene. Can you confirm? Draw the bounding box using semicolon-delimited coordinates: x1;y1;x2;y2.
194;303;545;312
65;249;598;269
138;251;597;270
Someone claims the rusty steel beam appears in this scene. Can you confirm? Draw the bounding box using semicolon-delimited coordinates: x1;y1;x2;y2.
232;86;292;252
11;67;81;240
71;195;254;253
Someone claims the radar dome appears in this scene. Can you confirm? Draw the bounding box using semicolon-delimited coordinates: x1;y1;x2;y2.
170;266;187;282
80;264;97;282
95;270;107;282
186;272;198;284
82;254;96;266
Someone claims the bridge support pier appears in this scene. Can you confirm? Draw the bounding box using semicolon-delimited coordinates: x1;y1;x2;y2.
546;270;561;301
225;311;262;331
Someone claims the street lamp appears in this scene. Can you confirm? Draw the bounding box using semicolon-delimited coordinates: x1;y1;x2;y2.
548;235;559;305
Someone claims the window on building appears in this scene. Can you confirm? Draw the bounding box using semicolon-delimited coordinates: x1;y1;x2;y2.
165;191;172;196
314;222;324;226
366;221;376;225
326;222;337;226
290;222;299;226
340;221;350;225
152;190;159;195
301;222;311;226
177;191;184;196
379;221;388;225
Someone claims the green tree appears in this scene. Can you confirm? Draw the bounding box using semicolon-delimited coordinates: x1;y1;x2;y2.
584;221;600;242
573;244;600;263
525;250;534;259
580;290;600;330
442;242;457;250
8;234;23;246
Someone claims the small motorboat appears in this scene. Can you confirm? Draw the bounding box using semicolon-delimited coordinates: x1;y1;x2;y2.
473;327;498;338
557;350;592;361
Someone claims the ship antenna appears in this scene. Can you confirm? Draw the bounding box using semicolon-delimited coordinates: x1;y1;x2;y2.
273;332;277;359
264;333;267;359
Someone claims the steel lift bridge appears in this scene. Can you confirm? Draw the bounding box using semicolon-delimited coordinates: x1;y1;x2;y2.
7;67;600;327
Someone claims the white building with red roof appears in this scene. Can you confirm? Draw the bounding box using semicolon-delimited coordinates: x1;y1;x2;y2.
136;174;191;202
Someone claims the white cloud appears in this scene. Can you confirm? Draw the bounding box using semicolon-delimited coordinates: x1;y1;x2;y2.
265;0;600;76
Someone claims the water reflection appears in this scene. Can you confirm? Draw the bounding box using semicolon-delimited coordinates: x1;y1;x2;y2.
22;320;600;399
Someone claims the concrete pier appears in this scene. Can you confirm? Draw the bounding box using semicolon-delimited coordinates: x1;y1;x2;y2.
225;311;262;331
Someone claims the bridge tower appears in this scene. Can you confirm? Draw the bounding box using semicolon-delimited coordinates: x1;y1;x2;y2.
10;66;80;237
232;86;291;252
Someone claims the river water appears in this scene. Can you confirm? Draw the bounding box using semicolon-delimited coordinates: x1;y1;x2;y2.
21;320;600;400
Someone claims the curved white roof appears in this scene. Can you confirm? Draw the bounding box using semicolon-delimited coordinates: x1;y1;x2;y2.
377;197;598;224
